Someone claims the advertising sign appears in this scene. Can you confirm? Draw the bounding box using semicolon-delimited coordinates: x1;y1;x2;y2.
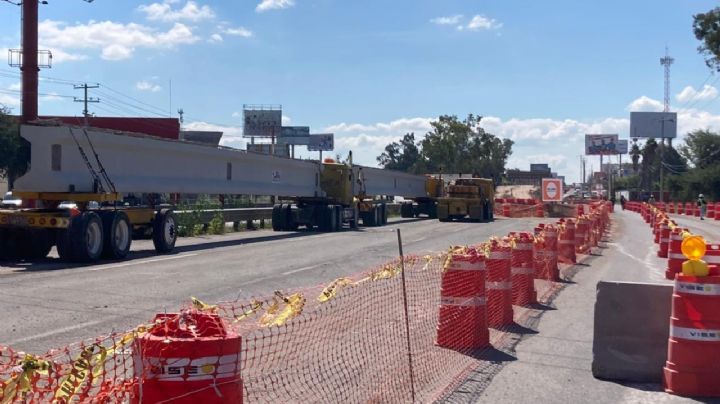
629;112;677;139
243;109;282;138
307;134;334;151
278;126;310;145
617;139;629;154
585;134;619;155
541;178;563;202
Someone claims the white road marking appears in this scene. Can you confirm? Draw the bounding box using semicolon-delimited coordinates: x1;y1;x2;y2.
5;319;106;346
282;264;320;276
87;253;198;271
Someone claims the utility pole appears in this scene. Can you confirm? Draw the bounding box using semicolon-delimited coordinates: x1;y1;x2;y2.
74;83;99;126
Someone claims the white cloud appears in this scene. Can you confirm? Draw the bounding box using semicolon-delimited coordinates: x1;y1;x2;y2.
676;84;718;104
136;80;162;92
256;0;295;12
430;15;463;25
282;115;292;125
0;94;20;107
223;27;253;38
460;15;502;31
185;121;245;148
325;117;433;134
209;33;223;43
40;92;65;102
39;19;199;61
8;82;20;91
626;95;664;112
48;47;88;63
138;1;215;22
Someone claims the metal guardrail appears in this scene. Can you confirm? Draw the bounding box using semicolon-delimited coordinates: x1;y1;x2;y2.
176;207;273;224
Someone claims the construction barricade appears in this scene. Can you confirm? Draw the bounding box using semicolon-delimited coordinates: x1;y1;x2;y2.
658;221;671;258
664;275;720;397
436;248;490;349
485;240;514;328
557;219;577;264
509;232;536;306
666;228;687;280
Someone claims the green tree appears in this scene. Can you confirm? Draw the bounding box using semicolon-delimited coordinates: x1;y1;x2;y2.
376;132;423;173
693;7;720;71
0;107;29;189
679;129;720;168
639;138;658;190
630;141;641;173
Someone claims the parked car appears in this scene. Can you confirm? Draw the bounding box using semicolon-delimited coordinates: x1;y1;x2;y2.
1;192;22;208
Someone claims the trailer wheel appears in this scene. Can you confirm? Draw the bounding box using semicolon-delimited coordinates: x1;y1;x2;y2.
333;205;342;231
0;229;9;259
285;204;298;231
57;212;104;262
380;204;388;225
101;211;132;260
318;205;334;232
152;210;177;254
400;203;412;218
272;204;285;231
428;203;438;219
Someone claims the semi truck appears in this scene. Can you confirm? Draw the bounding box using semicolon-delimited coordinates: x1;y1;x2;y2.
0;124;434;262
399;175;443;219
437;177;495;222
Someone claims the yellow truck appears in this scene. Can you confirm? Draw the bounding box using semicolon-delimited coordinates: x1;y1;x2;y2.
437;177;495;222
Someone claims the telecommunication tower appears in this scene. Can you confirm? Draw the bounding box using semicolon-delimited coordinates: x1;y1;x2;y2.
660;46;674;113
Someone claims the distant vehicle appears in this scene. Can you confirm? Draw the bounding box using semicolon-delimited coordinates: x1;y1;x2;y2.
1;192;22;208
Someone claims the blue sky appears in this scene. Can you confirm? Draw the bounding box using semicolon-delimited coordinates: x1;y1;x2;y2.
1;0;720;183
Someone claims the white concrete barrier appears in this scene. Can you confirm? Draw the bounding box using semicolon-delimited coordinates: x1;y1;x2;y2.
592;281;673;383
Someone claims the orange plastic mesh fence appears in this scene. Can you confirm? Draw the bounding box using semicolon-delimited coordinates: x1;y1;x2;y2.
0;207;610;402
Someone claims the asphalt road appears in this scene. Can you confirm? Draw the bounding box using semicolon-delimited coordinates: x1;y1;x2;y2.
0;216;546;354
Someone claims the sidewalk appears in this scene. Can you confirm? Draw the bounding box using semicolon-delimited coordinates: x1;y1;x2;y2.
446;209;715;403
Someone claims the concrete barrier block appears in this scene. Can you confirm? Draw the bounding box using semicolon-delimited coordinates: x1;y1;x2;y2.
591;281;673;383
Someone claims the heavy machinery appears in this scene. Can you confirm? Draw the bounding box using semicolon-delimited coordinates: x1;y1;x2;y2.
437;177;495;222
399;175;443;219
0;124;432;262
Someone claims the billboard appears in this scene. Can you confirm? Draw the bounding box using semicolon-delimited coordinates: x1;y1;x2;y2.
629;112;677;139
541;178;563;202
246;143;289;157
307;134;334;151
243;109;282;138
617;139;629;154
277;126;310;145
585;134;619;155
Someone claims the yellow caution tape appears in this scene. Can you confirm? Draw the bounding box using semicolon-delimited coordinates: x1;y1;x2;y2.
370;263;401;281
191;296;218;313
233;300;264;323
260;292;305;327
0;355;50;404
318;278;353;303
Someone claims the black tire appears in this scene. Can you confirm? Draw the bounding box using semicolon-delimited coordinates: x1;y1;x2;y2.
400;203;412;218
0;228;9;260
272;204;285;231
362;209;375;227
152;210;177;254
381;204;388;225
428;203;438;219
101;211;132;260
318;206;333;232
334;205;343;231
57;212;104;262
286;204;298;231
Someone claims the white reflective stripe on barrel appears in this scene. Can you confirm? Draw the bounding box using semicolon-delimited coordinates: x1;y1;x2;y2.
544;231;558;237
486;281;511;290
670;325;720;342
543;251;557;257
558;240;575;245
671;235;684;241
575;232;586;237
511;267;534;275
488;251;512;260
440;296;486;306
447;261;486;271
705;254;720;264
668;253;685;260
676;280;720;295
513;243;533;250
660;238;669;243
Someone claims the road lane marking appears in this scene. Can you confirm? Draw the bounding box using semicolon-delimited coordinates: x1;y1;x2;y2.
5;319;107;346
282;264;320;276
87;253;198;271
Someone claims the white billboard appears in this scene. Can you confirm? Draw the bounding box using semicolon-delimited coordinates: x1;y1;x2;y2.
307;134;334;151
585;134;619;155
243;109;282;138
617;139;629;154
278;126;310;145
629;112;677;139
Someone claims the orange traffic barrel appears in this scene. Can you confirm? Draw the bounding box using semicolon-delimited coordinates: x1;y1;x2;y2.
666;228;687;280
664;275;720;397
534;203;544;218
436;248;490;349
658;222;671;258
486;240;514;328
705;244;720;276
509;232;536;306
133;310;243;404
541;225;560;281
576;204;585;217
557;219;576;264
709;202;716;219
502;204;511;217
575;217;589;254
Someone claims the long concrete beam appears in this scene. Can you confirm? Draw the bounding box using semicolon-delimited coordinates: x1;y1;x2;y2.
15;125;323;197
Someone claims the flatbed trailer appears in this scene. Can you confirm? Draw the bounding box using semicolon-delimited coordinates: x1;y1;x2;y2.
1;124;434;262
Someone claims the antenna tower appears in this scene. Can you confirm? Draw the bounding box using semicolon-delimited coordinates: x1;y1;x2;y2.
660;46;674;113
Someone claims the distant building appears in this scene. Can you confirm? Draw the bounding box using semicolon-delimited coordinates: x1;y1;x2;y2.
180;131;223;146
505;163;554;186
530;163;551;174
